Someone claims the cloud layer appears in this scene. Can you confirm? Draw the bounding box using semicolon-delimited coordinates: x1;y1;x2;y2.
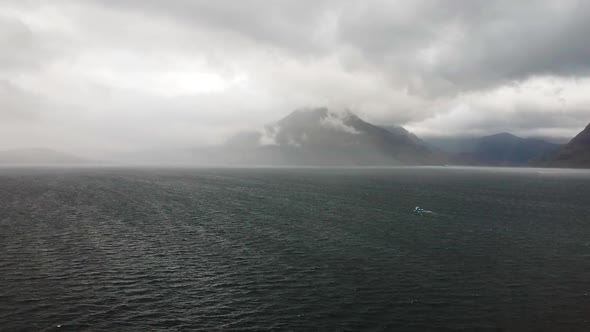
1;0;590;154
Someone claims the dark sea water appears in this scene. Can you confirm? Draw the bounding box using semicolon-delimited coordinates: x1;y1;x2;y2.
1;167;590;331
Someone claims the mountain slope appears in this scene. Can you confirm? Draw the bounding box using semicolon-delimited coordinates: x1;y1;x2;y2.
452;133;561;166
380;125;425;146
225;108;444;166
547;123;590;168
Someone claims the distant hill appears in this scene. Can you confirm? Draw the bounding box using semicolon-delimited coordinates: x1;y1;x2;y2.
547;123;590;168
223;108;445;166
0;148;90;165
527;136;572;144
423;136;480;154
452;133;562;166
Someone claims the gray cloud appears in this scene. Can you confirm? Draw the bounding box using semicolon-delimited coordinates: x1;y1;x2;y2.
95;0;590;91
334;0;590;94
0;80;42;121
1;0;590;154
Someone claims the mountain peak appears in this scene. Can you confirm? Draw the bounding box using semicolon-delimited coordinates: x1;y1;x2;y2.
281;107;327;121
278;107;356;126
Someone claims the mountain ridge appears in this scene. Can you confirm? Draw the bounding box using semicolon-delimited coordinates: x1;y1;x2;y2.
451;133;562;166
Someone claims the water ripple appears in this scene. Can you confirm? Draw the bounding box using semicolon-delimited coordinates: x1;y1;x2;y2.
1;168;589;331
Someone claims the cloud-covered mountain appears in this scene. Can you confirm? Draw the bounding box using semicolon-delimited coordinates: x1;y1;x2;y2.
222;108;444;166
547;123;590;167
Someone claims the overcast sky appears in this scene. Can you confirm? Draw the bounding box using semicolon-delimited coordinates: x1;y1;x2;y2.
2;0;590;153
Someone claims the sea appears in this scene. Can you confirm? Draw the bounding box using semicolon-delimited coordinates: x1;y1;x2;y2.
1;166;589;331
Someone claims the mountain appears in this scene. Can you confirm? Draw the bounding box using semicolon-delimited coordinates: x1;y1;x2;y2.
223;108;444;166
0;148;91;165
449;133;562;166
547;123;590;168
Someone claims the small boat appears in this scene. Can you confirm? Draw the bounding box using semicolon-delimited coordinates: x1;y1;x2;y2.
414;206;432;215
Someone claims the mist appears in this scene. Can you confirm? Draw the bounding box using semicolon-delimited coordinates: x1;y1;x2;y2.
2;1;590;162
